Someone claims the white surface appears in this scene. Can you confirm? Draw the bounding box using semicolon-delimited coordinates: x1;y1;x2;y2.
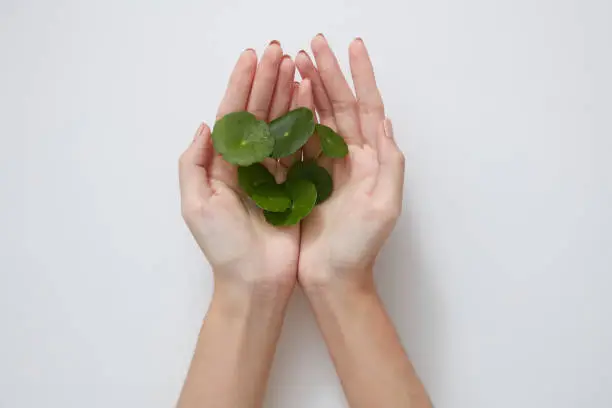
1;0;611;407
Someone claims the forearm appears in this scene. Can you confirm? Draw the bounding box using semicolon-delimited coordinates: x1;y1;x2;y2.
305;274;431;408
177;280;293;408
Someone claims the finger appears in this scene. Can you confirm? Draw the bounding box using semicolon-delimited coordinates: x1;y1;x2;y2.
295;55;347;180
209;155;238;189
374;118;404;210
247;41;284;120
303;109;322;161
295;50;336;129
289;81;300;109
305;115;342;186
279;80;314;167
259;81;300;177
295;52;328;162
262;82;296;175
310;34;363;146
216;49;258;119
349;38;385;148
268;55;296;121
213;49;258;189
294;78;313;112
179;123;213;205
295;51;348;181
262;82;299;171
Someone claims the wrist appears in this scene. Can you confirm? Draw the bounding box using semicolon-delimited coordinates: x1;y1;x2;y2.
300;266;376;298
211;277;294;319
213;262;297;291
302;272;381;323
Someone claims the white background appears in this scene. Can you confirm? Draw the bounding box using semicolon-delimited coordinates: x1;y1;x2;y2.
1;0;611;407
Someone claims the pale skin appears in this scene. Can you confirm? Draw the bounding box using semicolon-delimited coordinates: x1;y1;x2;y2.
177;35;432;408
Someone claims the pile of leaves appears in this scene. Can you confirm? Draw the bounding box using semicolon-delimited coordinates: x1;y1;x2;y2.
212;108;348;226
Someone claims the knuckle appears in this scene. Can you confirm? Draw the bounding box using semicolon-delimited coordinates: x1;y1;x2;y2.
250;107;269;121
359;102;385;116
178;151;191;168
317;63;334;78
318;107;334;120
370;200;389;217
181;199;204;221
331;97;357;114
370;200;401;223
394;150;406;167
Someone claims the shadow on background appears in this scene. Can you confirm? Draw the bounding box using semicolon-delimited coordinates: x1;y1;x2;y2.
265;202;448;407
375;209;449;407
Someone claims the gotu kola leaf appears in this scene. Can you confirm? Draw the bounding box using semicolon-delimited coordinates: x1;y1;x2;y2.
238;163;276;195
212;111;274;166
316;124;348;158
287;160;333;204
239;164;290;212
250;182;291;212
264;179;317;226
269;108;315;158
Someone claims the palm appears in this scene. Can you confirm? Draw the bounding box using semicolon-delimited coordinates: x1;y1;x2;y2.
300;146;383;280
180;43;308;285
294;36;404;286
202;165;299;283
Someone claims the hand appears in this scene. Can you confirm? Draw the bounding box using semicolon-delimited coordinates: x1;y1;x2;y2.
179;43;313;292
295;35;405;289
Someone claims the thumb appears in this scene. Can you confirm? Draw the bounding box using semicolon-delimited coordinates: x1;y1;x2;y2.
374;118;405;209
179;123;213;205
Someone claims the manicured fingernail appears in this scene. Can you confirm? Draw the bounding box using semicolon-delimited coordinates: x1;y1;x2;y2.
384;118;394;139
316;33;326;41
269;40;281;46
297;50;310;61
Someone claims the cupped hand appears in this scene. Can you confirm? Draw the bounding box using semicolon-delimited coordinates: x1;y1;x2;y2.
179;43;313;290
295;36;405;289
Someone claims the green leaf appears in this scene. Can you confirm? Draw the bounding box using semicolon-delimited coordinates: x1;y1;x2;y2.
250;182;291;212
263;210;290;226
212;111;274;166
238;163;275;195
287;160;333;204
263;180;317;226
316;124;348;158
269;108;315;158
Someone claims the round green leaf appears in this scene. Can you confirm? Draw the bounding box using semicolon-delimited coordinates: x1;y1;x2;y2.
263;209;290;226
287;160;333;203
263;180;317;226
250;182;291;212
269;108;315;158
212;111;274;166
316;124;348;158
238;163;275;195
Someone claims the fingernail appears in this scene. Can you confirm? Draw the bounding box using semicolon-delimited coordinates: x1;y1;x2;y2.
269;40;281;46
384;118;394;139
355;37;364;43
316;33;326;41
244;47;255;54
193;123;203;142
